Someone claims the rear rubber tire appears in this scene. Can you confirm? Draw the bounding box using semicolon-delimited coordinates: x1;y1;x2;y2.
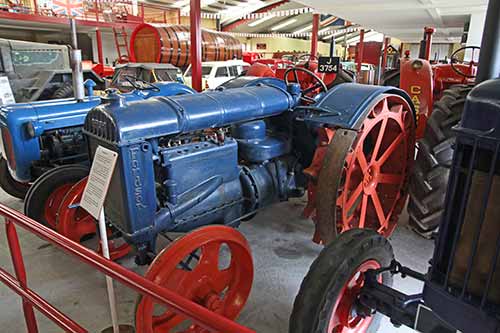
381;69;400;87
408;84;473;237
290;229;394;333
0;158;30;199
24;164;89;227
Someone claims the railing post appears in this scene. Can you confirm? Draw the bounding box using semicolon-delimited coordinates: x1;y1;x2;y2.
5;220;39;333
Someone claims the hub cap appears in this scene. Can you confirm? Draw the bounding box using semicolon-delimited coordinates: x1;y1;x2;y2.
327;260;381;333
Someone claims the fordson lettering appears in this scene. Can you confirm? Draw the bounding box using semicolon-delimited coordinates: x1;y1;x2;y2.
130;147;147;209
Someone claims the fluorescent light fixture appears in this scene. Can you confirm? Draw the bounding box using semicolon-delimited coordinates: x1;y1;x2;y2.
293;24;313;34
172;0;189;8
271;18;298;31
346;31;381;44
248;15;276;27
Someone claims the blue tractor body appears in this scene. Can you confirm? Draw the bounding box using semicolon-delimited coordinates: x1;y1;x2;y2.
83;80;415;254
0;81;195;185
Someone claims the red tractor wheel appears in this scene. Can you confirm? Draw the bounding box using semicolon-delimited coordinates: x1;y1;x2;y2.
290;229;394;333
135;226;254;333
24;165;89;228
305;94;415;243
57;177;131;261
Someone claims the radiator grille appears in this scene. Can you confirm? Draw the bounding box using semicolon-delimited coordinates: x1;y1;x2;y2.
430;128;500;318
83;109;118;142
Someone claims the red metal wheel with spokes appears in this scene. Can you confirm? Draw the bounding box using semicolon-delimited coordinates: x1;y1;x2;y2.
135;225;254;333
327;260;381;333
57;177;131;260
338;95;414;236
312;93;415;243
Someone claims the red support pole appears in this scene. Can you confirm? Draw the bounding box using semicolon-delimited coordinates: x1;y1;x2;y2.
33;0;38;15
96;29;104;65
94;0;99;22
381;36;390;72
357;29;365;73
163;10;167;23
5;221;39;333
190;0;202;92
177;8;181;24
311;13;319;58
140;3;145;22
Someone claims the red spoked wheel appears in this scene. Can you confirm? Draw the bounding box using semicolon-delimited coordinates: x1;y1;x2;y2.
308;94;415;244
338;95;414;235
135;225;254;333
57;177;131;261
327;260;381;332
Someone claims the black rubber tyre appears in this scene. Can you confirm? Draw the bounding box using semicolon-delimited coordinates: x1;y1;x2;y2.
51;81;74;99
290;229;394;333
381;69;400;87
24;164;89;227
0;158;30;199
408;84;473;238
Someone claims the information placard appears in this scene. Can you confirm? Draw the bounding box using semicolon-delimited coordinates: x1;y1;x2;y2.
0;76;15;105
80;146;118;219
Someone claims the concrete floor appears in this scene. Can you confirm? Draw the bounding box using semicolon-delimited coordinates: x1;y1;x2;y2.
0;189;434;333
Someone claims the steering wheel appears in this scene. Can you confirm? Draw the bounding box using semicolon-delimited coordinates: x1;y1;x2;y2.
124;75;161;92
297;54;318;62
450;46;480;79
284;67;328;104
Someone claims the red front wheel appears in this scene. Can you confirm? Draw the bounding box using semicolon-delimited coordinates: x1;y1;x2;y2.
135;226;254;333
290;229;394;333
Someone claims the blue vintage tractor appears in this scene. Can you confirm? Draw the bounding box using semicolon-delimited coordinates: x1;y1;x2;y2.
0;79;194;207
18;48;421;328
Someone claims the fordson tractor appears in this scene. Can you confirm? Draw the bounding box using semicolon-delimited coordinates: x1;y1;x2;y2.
19;55;419;331
290;1;500;332
382;27;481;237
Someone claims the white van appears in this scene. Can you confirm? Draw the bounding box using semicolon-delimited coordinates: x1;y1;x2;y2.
184;60;250;90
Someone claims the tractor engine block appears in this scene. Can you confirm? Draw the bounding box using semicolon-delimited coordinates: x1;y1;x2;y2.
83;84;302;249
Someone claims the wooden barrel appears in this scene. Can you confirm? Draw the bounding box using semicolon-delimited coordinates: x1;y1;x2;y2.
130;23;242;68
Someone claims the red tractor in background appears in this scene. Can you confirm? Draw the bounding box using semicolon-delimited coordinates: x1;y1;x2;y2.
382;27;480;237
245;54;355;100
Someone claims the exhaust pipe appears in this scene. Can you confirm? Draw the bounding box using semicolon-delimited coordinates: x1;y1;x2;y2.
70;19;85;101
476;0;500;83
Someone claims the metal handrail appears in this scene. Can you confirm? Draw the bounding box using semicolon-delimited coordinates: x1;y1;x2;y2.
0;203;254;333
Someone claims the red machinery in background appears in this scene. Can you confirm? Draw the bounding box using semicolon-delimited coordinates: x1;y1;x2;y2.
382;27;481;237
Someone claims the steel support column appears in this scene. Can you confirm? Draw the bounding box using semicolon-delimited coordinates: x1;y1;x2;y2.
357;29;365;73
381;36;390;72
311;13;320;58
190;0;202;92
96;29;104;65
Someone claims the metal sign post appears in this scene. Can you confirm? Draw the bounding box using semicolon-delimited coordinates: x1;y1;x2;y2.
80;146;120;333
